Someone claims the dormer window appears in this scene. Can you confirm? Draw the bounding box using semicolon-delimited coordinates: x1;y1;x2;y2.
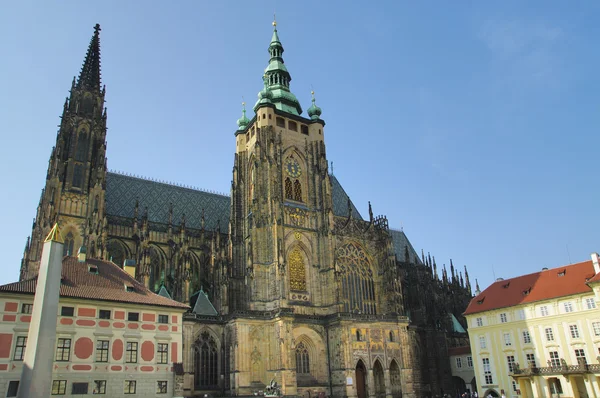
88;265;98;274
557;270;566;277
503;282;510;288
125;284;135;293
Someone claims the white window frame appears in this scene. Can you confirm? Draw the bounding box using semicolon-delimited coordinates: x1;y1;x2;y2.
586;298;596;310
569;324;580;339
540;306;549;316
545;327;554;341
522;330;531;344
476;317;483;327
564;302;574;313
504;332;512;346
479;336;487;349
592;321;600;337
500;313;508;323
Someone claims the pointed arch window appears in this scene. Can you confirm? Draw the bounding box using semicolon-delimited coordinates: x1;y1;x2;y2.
337;243;377;315
293;180;302;202
63;233;75;257
289;248;306;291
72;164;84;188
194;332;218;389
75;133;88;162
295;342;310;374
284;178;293;200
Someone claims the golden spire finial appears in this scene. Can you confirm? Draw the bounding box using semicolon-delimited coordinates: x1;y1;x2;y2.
273;13;277;27
45;223;64;243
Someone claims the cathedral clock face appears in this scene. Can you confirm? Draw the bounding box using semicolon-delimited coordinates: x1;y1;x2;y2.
286;158;302;178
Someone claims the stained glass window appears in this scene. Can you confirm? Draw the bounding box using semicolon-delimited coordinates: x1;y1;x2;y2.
289;248;306;291
337;243;376;314
295;342;310;374
63;233;75;257
75;133;88;162
194;332;218;388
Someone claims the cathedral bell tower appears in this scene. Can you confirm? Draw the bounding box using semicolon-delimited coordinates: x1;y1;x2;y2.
21;24;108;280
227;20;334;313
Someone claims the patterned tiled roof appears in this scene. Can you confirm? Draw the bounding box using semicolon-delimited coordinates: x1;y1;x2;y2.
106;172;231;233
463;260;595;315
0;257;189;309
390;229;422;264
330;175;363;220
105;172;364;232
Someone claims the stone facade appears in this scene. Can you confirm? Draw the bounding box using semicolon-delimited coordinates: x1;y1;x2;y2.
17;23;474;397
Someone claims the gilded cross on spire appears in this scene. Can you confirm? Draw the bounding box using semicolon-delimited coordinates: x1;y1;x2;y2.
273;13;277;27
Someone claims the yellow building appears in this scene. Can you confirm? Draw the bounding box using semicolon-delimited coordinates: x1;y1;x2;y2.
464;253;600;398
0;254;188;397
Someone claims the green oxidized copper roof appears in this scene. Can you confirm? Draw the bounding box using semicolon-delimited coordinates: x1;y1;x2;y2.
237;102;250;130
307;91;322;120
254;23;302;116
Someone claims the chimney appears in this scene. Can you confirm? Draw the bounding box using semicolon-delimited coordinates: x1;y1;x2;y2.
592;253;600;275
123;259;136;279
77;246;87;263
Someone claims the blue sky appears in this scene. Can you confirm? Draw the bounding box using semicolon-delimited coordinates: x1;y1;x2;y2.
0;1;598;290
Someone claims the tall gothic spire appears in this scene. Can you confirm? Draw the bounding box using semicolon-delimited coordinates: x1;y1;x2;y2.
255;18;302;115
77;24;102;92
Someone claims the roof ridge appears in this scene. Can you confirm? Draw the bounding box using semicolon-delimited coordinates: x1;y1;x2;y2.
108;170;229;197
491;259;593;284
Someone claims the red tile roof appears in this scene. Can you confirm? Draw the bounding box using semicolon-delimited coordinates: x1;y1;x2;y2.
0;257;189;309
464;260;596;315
448;346;471;356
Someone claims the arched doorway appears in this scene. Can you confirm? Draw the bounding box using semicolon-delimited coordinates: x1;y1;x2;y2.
483;389;499;397
355;360;367;398
452;376;466;395
373;360;385;397
389;360;402;398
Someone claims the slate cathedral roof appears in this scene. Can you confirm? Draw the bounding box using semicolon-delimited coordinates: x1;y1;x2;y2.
105;171;419;262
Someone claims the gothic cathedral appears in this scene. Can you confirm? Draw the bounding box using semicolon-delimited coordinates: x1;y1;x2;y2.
20;23;473;398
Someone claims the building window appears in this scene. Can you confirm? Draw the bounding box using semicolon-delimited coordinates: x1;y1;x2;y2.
456;357;462;368
52;380;67;395
549;378;563;394
194;332;218;389
158;314;169;324
482;358;493;384
75;133;89;162
301;125;309;135
288;121;298;131
288;247;306;291
586;297;596;309
72;383;89;395
276;117;285;128
476;317;483;327
389;331;395;342
295;342;310;374
96;340;109;362
55;338;71;361
545;327;554;341
517;309;526;320
21;303;32;314
549;351;561;367
284;177;293;200
337;242;377;315
72;164;84;188
526;353;537;368
522;330;531;344
98;310;111;319
592;322;600;336
6;381;19;397
61;306;74;317
479;336;486;349
63;232;75;256
356;330;362;341
512;380;518;393
93;380;106;394
569;324;580;339
127;312;139;321
157;343;169;364
467;356;473;368
564;302;574;313
540;306;549;316
503;333;512;346
124;380;136;394
575;349;587;365
126;342;138;363
507;355;516;373
14;336;27;361
157;381;168;394
293;179;302;201
500;313;507;323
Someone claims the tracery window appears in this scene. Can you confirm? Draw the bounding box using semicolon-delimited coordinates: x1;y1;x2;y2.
293;180;302;201
295;342;310;374
194;332;218;389
336;243;376;314
285;177;293;200
63;233;75;257
288;248;306;291
72;164;84;188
